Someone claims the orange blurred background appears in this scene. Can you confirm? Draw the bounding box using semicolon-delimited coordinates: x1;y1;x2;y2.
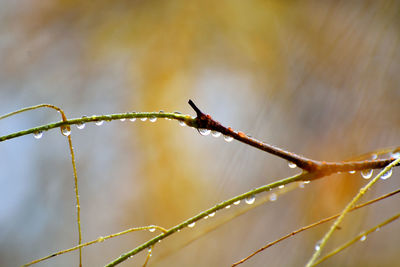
0;1;399;266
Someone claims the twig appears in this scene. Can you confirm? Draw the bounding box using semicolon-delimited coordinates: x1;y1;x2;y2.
232;187;400;266
313;212;400;266
305;157;400;267
22;225;167;266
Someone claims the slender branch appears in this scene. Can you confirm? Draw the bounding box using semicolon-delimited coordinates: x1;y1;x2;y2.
104;172;311;267
22;225;167;266
313;212;400;266
305;157;400;267
232;187;400;266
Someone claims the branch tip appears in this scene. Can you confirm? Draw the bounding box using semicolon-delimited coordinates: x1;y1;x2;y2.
188;99;204;117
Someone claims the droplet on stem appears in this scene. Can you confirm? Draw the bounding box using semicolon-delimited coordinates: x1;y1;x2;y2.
95;120;104;126
233;200;240;205
33;131;43;139
381;169;392;180
211;131;221;138
224;135;233;142
179;121;185;126
76;122;86;129
140;117;147;122
245;195;255;205
278;185;285;189
361;169;373;179
149;117;157;122
209;212;215;217
391;152;400;159
315;240;322;251
61;127;71;137
360;235;366;242
120;118;126;122
130;118;136;122
225;205;231;209
348;170;356;174
149;228;156;232
288;161;297;169
199;129;211;136
188;222;195;228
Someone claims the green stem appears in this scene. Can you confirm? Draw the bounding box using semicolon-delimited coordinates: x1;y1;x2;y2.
105;172;312;267
305;157;400;267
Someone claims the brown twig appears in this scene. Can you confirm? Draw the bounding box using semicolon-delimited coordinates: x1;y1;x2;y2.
232;188;400;266
188;100;398;177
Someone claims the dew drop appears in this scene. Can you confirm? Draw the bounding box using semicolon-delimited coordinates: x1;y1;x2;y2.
33;131;43;139
174;111;182;114
304;181;310;184
140;117;147;122
179;121;185;126
224;135;233;142
130;118;136;122
315;240;322;251
199;129;211;136
245;195;255;205
159;110;165;114
209;212;215;217
95;120;104;126
361;169;373;179
76;122;85;129
381;169;392;180
149;117;157;122
371;154;378;160
348;170;356;174
97;236;105;242
148;247;152;256
299;182;305;188
269;193;277;202
188;222;196;228
61;127;71;137
204;215;209;219
120;118;126;122
278;185;285;189
288;161;297;169
233;200;241;205
211;131;221;138
149;227;156;232
360;235;366;242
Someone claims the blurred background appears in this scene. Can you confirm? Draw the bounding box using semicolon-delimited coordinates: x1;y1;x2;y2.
0;0;399;266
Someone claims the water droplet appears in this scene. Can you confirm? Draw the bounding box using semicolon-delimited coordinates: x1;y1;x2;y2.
199;129;211;136
348;170;356;174
33;131;43;139
361;169;373;179
391;152;400;159
226;205;231;209
278;185;285;189
174;111;182;114
149;117;157;122
234;200;241;205
211;131;221;138
159;110;165;114
269;193;277;202
209;212;215;217
140;117;147;122
375;227;380;232
204;215;209;219
130;118;136;122
95;120;104;126
371;154;378;160
97;236;105;242
61;127;71;137
179;121;185;126
188;222;196;228
224;135;233;142
288;161;297;169
304;180;310;184
299;182;305;188
360;235;366;242
315;240;322;251
245;195;255;205
148;247;152;256
120;118;126;122
381;169;392;180
149;227;156;232
76;122;85;129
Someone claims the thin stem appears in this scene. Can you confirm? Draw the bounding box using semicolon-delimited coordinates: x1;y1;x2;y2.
104;172;310;267
142;245;154;267
22;225;167;266
305;157;400;267
232;187;400;266
313;212;400;266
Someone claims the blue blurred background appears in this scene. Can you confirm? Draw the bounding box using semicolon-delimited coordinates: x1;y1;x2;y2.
0;1;399;266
